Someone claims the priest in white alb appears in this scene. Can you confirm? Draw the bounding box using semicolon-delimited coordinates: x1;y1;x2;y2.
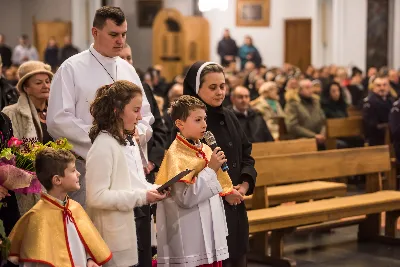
47;6;154;207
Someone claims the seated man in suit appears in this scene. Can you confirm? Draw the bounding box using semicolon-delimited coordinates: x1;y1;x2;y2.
228;86;274;143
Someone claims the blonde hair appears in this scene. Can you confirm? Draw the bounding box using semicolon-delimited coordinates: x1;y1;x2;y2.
259;81;277;95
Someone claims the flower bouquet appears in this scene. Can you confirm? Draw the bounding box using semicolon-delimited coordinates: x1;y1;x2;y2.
0;136;73;259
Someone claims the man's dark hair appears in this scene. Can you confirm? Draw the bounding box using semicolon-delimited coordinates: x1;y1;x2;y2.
93;6;125;29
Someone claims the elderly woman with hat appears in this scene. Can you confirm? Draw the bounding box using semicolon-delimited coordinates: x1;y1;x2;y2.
251;81;285;140
2;61;53;215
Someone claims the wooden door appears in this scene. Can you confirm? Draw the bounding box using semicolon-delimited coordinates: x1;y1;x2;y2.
153;8;185;82
285;19;311;72
34;21;72;61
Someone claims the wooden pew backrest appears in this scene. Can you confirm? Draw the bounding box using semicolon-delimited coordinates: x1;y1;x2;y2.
326;116;364;138
251;139;317;157
347;106;362;117
255;145;391;187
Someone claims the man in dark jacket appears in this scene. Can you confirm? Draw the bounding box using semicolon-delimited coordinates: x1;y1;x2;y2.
389;100;400;162
363;76;394;146
59;35;79;64
0;34;12;70
217;29;238;66
229;86;274;143
0;56;18;110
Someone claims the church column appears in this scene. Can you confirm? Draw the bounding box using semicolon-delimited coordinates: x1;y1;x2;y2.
71;0;89;51
88;0;102;45
331;0;346;66
392;0;400;68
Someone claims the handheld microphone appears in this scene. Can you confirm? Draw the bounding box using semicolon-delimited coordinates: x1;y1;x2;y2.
204;131;229;172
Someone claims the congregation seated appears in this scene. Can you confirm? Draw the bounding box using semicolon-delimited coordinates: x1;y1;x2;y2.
284;79;326;149
229;86;274;143
163;82;183;146
347;67;367;109
251;81;285;140
321;81;348;119
363;76;394;146
389;69;400;97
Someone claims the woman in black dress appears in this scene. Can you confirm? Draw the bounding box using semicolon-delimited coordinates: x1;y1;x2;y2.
181;61;257;267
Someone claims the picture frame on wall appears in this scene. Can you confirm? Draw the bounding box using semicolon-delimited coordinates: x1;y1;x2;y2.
236;0;270;27
137;0;163;28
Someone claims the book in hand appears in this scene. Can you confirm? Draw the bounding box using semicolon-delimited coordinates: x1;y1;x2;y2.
157;169;193;193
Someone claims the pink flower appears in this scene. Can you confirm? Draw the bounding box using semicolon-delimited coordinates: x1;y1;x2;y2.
152;259;157;267
7;137;23;148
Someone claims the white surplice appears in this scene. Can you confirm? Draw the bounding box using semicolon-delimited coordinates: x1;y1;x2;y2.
156;167;229;267
47;44;154;160
123;137;157;191
20;199;89;267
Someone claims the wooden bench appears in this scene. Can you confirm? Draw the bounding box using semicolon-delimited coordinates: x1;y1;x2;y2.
325;116;364;150
247;146;400;267
325;117;397;190
245;139;347;209
347;106;362;117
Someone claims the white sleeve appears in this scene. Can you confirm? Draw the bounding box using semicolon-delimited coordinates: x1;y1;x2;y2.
86;140;148;211
47;63;92;159
31;47;39;61
132;67;154;145
12;46;20;65
171;167;222;209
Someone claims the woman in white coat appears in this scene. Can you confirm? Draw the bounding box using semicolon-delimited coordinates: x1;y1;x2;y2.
85;80;166;267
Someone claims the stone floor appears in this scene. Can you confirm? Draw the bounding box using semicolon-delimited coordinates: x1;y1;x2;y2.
248;222;400;267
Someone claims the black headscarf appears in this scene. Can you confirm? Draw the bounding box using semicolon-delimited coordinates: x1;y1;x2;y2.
184;61;212;96
183;61;225;113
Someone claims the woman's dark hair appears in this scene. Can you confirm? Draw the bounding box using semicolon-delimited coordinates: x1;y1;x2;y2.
89;80;142;145
321;81;346;105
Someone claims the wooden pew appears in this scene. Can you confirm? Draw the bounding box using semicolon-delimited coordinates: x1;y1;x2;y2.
248;146;400;267
251;138;316;157
325;118;397;190
347;106;362;117
245;139;347;209
325;116;364;150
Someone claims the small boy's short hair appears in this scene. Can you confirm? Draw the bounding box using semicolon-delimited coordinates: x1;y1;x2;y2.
35;148;76;191
168;95;206;122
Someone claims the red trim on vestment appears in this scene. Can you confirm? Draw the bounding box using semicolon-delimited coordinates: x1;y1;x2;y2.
41;193;64;209
63;204;75;266
198;261;222;267
98;253;113;265
176;134;209;167
219;190;234;196
42;194;75;266
70;216;113;266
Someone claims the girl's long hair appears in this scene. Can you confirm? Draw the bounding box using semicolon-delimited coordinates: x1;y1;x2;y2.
89;80;142;145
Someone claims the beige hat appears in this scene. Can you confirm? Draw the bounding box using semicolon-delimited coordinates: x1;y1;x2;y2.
16;61;53;93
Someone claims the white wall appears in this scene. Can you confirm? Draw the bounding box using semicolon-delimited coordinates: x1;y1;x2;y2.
113;0;193;70
21;0;72;40
0;0;23;47
202;0;318;67
331;0;367;71
164;0;193;16
0;0;71;47
392;0;400;69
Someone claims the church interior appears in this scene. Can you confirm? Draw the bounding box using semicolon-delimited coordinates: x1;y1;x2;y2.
1;0;400;266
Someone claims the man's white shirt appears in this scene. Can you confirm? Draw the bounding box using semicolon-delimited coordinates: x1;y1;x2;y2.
47;44;154;159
